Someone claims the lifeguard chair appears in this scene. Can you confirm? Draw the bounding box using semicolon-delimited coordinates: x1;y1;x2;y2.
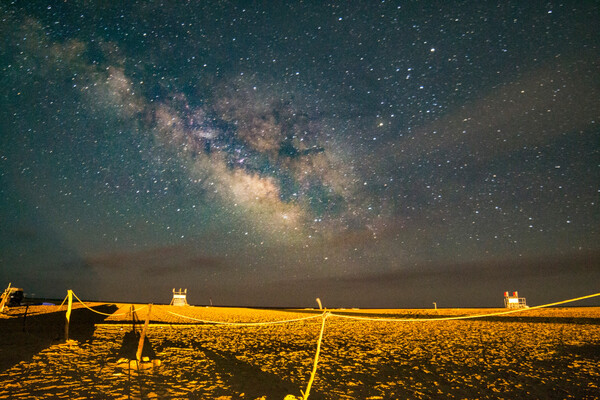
170;288;188;306
503;291;527;309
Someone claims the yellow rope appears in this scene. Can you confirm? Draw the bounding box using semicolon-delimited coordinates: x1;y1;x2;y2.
56;294;69;311
71;290;320;323
71;292;148;316
165;309;323;326
329;292;600;322
67;291;599;322
301;311;329;400
61;290;598;400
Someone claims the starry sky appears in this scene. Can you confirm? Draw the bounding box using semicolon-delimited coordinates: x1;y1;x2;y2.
1;1;599;308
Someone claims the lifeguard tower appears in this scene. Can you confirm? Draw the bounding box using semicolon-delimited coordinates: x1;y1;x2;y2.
170;288;188;306
503;291;527;309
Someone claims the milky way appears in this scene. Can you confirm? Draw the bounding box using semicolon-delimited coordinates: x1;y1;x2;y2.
1;1;599;307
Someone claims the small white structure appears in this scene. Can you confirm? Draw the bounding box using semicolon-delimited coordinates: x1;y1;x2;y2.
504;291;527;309
170;288;188;306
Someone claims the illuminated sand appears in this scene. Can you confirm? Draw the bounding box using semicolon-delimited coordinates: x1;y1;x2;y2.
1;305;599;399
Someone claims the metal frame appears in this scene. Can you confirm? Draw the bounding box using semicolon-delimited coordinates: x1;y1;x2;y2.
170;288;188;306
503;291;527;309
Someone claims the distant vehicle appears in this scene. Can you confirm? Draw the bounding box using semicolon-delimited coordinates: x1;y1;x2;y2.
1;286;24;309
7;288;24;306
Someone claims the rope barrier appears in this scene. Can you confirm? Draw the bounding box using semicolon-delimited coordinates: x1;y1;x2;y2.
67;291;600;324
59;290;599;400
328;292;600;322
165;309;323;326
68;290;319;324
71;292;148;316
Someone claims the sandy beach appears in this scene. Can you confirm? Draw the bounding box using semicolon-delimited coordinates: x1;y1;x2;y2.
1;304;599;399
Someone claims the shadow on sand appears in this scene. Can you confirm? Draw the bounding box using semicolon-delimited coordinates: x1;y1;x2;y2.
117;330;156;360
0;304;118;371
188;342;326;400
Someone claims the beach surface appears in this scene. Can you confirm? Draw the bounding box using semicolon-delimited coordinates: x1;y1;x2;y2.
1;304;599;399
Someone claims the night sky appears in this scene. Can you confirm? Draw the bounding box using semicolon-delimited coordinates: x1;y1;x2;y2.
1;1;599;308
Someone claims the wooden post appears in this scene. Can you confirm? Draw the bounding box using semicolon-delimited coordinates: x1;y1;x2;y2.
22;304;29;332
136;304;152;362
130;305;137;335
0;282;11;313
65;290;73;341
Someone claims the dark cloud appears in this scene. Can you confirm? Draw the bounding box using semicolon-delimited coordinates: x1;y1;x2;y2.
85;245;226;274
275;251;600;308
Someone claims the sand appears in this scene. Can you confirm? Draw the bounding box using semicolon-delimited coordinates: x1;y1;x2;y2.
1;304;599;399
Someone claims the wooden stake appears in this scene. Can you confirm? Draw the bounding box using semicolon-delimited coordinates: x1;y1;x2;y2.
0;282;11;313
136;304;152;362
130;305;136;334
22;304;29;332
65;290;73;341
